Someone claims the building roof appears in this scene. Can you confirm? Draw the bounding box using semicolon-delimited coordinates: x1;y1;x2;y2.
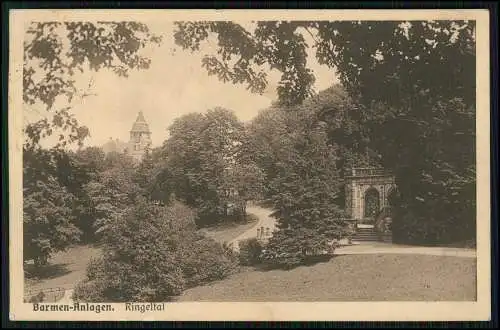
102;138;129;154
130;111;151;133
344;167;393;179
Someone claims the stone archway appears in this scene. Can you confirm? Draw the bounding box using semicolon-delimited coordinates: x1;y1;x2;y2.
364;187;380;219
386;187;398;209
344;168;396;221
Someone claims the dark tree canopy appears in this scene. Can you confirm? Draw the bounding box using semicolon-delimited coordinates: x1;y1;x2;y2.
175;20;477;244
174;20;475;107
152;107;264;226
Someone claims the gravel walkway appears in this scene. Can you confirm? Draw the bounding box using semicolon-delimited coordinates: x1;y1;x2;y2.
229;206;277;251
335;242;476;258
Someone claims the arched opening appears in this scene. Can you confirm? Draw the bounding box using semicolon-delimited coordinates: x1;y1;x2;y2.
364;187;380;219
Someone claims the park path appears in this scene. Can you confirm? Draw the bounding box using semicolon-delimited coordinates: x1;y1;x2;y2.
226;207;476;259
334;242;476;258
228;205;277;251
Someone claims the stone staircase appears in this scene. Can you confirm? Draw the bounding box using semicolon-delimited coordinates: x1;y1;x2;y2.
352;226;392;243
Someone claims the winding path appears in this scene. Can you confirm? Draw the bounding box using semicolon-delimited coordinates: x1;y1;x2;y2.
226;206;476;258
228;205;277;251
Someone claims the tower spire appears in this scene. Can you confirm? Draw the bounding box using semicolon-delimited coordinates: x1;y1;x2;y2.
128;111;152;161
136;111;146;123
130;111;150;133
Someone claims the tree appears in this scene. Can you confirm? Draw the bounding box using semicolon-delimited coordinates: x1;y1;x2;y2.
158;108;248;225
315;21;476;244
174;20;476;244
46;147;107;242
222;162;265;219
72;199;237;302
174;21;474;106
73;147;107;176
72;199;188;302
245;105;291;199
147;154;177;205
263;118;348;267
247;85;375;201
23;21;162;259
84;151;141;238
23;148;81;265
133;147;156;197
160;112;209;209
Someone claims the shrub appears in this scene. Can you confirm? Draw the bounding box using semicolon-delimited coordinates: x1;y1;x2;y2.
179;235;239;288
72;257;109;302
238;238;263;266
73;199;238;302
73;248;186;303
23;175;81;266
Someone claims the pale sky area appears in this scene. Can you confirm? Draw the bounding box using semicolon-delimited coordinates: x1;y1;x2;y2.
25;21;339;148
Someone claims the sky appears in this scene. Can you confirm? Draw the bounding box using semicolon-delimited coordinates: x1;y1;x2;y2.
25;21;339;148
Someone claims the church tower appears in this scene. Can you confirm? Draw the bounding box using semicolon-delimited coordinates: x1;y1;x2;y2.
128;111;152;161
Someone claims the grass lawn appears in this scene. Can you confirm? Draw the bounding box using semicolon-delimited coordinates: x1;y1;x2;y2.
25;244;102;294
178;254;476;301
198;213;259;243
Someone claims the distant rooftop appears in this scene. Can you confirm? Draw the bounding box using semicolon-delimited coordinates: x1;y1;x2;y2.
102;138;128;154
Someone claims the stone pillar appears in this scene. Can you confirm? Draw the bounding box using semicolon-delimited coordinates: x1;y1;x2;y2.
354;183;363;220
345;182;351;218
380;185;385;209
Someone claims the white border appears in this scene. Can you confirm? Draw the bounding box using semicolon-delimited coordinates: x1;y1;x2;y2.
9;9;491;321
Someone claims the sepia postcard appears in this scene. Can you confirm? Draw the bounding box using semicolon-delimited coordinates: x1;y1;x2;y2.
8;9;491;322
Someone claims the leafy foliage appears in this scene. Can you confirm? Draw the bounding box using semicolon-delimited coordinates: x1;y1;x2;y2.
83;151;141;238
49;147;107;241
73;199;190;302
72;200;237;302
174;20;474;106
174;21;315;106
175;20;476;245
22;21;163;261
23;148;82;265
238;238;264;266
154;107;264;226
264;122;348;267
245;96;351;267
179;235;239;288
221;162;266;220
319;22;476;244
247;85;375;200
